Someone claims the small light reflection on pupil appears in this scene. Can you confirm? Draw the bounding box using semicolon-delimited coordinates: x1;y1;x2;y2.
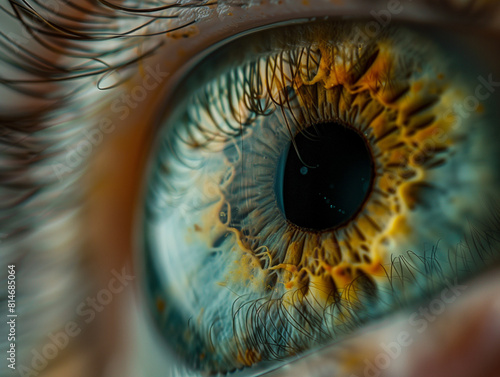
276;122;374;231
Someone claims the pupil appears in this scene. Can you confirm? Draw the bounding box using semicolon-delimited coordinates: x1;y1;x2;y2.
275;122;374;231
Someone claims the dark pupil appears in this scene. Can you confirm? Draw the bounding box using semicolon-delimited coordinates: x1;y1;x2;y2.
275;122;374;231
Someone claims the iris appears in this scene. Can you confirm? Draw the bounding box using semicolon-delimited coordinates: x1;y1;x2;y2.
142;20;500;374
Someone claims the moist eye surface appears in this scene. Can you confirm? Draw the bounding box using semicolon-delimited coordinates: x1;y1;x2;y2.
142;19;500;374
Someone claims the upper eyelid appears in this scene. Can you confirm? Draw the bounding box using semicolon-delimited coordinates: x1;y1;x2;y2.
2;0;499;87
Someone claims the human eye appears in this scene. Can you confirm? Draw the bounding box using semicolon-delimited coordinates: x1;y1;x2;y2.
1;1;499;377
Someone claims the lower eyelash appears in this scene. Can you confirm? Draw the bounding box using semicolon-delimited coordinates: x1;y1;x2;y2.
145;21;500;374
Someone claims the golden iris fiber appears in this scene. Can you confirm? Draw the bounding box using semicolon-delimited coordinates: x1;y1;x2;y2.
144;20;498;373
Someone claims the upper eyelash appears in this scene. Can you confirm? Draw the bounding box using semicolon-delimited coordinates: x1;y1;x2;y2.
0;0;215;92
0;1;214;364
0;0;218;232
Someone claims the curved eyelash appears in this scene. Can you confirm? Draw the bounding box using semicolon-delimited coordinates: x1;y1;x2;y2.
230;200;500;349
0;0;217;94
1;0;499;94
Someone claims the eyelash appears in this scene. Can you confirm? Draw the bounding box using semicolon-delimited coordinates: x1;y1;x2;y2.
1;0;496;95
0;0;212;91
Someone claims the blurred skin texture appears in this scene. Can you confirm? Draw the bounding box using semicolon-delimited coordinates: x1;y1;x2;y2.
0;1;499;377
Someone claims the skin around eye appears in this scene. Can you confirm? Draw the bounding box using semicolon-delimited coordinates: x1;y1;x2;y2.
142;19;500;374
